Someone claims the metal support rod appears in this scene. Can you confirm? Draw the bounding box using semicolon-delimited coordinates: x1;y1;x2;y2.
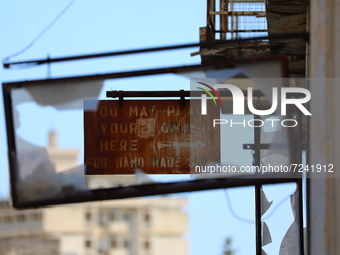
214;29;268;33
16;174;299;209
243;143;288;150
253;114;262;255
3;33;309;69
2;55;288;85
207;0;216;30
220;0;227;39
305;77;310;255
106;90;305;99
306;175;310;255
255;184;262;254
106;90;264;98
297;178;305;255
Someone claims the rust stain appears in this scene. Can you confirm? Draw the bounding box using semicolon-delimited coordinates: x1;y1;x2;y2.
84;100;220;175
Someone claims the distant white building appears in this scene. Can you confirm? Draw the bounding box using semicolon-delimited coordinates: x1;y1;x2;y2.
0;197;189;255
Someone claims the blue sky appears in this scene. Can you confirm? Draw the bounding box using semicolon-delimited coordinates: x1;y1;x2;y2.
0;1;298;254
0;0;205;194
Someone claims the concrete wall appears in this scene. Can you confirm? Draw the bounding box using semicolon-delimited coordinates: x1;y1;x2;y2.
0;197;189;255
310;0;340;254
44;207;85;233
151;210;188;235
151;236;189;255
59;235;86;255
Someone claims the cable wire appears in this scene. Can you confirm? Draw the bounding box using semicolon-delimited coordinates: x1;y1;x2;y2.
223;188;294;224
3;0;76;62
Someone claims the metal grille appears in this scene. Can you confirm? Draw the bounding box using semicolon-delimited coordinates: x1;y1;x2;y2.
208;0;267;40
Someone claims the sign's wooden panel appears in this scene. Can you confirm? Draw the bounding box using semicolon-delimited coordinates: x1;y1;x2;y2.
84;100;220;174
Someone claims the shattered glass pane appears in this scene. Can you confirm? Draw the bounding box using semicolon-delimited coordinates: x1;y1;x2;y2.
261;183;301;255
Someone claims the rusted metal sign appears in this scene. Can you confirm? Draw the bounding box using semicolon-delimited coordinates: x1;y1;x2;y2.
84;100;220;174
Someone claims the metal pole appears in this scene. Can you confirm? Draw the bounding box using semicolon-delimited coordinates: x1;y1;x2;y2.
297;178;305;255
254;114;262;255
3;33;309;68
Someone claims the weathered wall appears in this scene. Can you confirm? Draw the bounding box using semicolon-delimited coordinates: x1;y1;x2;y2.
310;0;340;254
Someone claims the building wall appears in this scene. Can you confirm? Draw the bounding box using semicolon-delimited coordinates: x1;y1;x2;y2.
0;206;44;238
43;206;86;233
151;210;188;235
310;0;340;254
59;235;86;255
0;197;189;255
0;237;59;255
151;236;189;255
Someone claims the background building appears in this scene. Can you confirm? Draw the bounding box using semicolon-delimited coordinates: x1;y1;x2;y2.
0;197;188;255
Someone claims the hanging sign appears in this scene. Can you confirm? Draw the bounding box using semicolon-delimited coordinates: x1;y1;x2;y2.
84;99;220;174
